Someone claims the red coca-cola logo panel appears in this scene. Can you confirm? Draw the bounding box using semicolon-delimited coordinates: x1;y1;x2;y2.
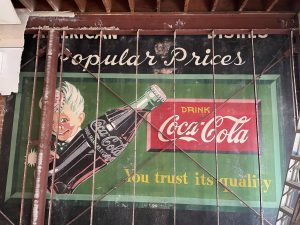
147;99;259;153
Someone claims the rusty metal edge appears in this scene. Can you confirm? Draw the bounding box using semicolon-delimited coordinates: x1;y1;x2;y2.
30;29;60;225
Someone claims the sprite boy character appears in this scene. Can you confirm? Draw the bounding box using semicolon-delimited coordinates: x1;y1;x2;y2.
52;81;85;153
40;81;85;156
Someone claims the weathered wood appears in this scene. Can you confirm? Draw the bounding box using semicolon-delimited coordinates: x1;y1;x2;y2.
19;0;35;11
157;0;161;12
26;13;297;32
102;0;112;13
46;0;61;11
184;0;190;12
238;0;249;11
74;0;87;12
211;0;219;11
128;0;135;12
15;0;300;13
266;0;279;12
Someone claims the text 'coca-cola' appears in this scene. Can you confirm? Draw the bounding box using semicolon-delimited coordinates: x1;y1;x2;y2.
147;99;260;153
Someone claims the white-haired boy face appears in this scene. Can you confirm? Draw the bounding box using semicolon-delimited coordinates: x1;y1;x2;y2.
53;104;85;141
51;82;85;142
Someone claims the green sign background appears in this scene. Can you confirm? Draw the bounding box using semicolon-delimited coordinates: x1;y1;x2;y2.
6;72;282;210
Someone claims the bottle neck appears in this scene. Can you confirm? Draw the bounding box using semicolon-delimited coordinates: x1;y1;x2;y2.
106;85;166;131
130;86;165;110
130;94;155;111
106;95;153;131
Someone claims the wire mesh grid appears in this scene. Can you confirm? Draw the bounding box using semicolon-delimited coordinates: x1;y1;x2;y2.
0;29;297;225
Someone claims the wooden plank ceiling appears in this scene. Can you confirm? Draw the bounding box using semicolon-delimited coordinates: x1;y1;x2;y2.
11;0;300;13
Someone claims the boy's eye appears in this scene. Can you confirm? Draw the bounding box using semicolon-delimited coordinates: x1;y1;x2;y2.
60;118;68;123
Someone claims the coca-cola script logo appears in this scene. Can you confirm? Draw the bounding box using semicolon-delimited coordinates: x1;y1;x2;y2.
147;99;259;153
85;119;126;162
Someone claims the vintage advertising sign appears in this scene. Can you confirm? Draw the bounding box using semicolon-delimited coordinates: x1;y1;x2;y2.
0;34;296;224
147;99;259;153
4;73;282;208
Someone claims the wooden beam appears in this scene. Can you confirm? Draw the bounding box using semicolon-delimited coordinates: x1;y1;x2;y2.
26;13;297;32
128;0;135;12
211;0;219;12
292;0;300;11
102;0;112;13
19;0;35;12
238;0;249;12
157;0;161;12
184;0;190;13
46;0;61;11
74;0;87;12
265;0;279;12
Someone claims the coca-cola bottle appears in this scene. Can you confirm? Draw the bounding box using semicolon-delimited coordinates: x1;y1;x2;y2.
48;84;167;194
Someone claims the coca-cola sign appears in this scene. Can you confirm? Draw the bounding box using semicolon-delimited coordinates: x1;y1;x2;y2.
147;99;259;153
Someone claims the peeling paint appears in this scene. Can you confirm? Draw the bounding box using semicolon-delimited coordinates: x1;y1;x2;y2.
154;41;173;59
164;19;186;29
31;30;59;225
153;68;174;74
32;200;39;225
149;203;158;208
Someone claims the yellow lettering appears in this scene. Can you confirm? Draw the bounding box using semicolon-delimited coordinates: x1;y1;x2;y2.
263;180;272;193
155;172;160;183
238;178;247;187
219;178;229;192
176;176;182;184
204;107;210;113
182;172;188;184
187;107;195;113
207;177;214;186
124;168;132;182
229;178;238;187
195;172;200;185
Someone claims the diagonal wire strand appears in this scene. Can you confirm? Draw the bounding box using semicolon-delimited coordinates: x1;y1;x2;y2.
89;30;103;225
212;29;220;225
172;30;177;225
251;30;264;225
289;30;298;128
0;210;15;225
19;29;41;225
131;29;140;225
